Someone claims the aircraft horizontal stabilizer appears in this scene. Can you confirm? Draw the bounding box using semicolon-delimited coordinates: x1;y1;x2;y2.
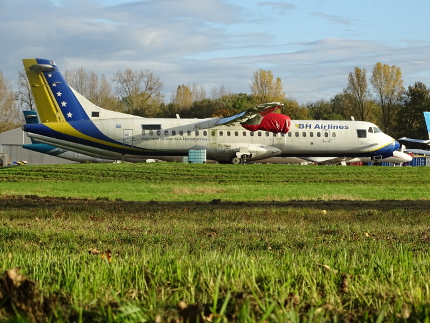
404;149;430;156
398;137;430;145
216;102;283;126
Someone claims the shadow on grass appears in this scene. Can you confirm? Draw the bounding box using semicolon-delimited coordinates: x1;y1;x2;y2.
1;195;429;211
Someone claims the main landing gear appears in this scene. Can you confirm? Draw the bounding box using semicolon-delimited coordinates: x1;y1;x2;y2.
230;155;248;164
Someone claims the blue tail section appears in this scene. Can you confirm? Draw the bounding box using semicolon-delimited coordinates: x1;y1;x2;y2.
424;112;430;138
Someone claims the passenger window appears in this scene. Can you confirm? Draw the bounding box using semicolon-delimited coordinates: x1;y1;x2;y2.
295;132;299;137
357;129;367;138
149;130;153;136
172;130;176;136
266;132;270;137
179;131;183;136
164;130;169;136
332;132;336;138
203;131;207;136
317;132;321;137
235;131;238;136
324;132;329;138
195;131;199;136
211;131;215;136
310;132;314;137
219;131;223;136
157;130;161;136
258;132;262;136
303;132;306;137
227;131;231;136
243;132;247;136
250;132;255;137
288;132;292;137
273;133;277;137
187;131;191;136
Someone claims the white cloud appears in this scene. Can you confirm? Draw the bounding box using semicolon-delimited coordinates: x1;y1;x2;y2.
1;0;430;106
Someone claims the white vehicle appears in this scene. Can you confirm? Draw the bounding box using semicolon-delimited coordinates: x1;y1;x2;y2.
22;58;400;164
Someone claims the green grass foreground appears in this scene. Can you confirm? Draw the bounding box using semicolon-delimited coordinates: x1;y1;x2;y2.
1;163;430;201
1;164;430;322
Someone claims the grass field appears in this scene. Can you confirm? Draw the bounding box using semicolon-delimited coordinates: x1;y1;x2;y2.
1;163;430;201
1;163;430;322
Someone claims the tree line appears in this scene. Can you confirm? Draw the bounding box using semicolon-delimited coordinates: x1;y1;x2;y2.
1;63;429;142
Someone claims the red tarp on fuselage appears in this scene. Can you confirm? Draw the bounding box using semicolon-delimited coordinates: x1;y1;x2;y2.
242;113;291;133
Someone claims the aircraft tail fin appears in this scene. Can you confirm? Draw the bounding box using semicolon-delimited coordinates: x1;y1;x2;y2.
22;58;90;123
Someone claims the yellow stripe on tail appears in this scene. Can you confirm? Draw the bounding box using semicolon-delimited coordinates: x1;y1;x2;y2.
22;59;66;123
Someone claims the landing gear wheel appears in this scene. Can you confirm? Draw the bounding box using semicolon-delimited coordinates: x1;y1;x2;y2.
230;156;242;165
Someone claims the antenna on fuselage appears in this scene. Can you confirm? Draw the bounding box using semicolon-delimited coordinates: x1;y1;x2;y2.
351;116;355;121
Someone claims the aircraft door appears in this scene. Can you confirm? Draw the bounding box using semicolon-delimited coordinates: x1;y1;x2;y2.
323;130;331;142
123;129;133;146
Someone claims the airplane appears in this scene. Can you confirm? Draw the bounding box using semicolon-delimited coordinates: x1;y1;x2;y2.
22;58;401;164
398;111;430;156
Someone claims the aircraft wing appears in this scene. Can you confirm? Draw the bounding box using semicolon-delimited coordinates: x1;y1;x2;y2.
404;149;430;156
215;102;283;126
398;137;430;145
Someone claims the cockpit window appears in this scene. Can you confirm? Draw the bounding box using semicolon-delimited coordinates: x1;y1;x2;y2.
357;129;367;138
373;127;381;133
368;127;373;133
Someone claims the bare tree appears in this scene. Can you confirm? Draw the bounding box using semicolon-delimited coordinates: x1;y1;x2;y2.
64;68;118;110
16;70;35;111
0;71;21;132
210;84;232;101
112;68;164;117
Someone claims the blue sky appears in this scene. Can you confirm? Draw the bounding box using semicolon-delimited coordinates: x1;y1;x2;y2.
1;0;430;104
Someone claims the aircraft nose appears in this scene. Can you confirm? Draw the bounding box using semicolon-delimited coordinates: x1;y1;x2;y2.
393;140;400;151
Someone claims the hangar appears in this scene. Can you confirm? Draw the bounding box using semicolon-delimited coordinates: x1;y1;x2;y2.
0;127;73;167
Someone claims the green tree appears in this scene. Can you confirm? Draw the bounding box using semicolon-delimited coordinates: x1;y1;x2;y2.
370;62;404;134
250;69;285;103
306;99;345;120
397;81;430;140
279;98;309;120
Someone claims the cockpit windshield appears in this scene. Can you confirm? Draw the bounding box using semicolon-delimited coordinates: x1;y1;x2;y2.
369;126;382;134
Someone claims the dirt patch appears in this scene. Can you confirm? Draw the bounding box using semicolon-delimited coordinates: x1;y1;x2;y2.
0;268;73;323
